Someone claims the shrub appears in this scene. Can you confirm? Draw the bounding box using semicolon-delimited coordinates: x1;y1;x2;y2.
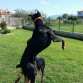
0;21;11;34
16;27;21;29
2;29;11;34
0;29;2;33
1;21;7;30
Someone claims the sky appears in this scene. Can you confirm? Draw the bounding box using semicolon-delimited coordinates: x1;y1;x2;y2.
0;0;83;16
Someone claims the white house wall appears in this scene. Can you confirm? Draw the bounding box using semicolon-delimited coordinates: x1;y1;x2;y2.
78;12;83;17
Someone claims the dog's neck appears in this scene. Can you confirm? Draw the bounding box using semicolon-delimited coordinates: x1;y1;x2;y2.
34;17;43;27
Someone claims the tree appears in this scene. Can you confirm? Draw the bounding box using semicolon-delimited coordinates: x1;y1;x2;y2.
13;9;47;26
68;15;78;21
13;9;31;25
62;13;69;20
13;9;29;18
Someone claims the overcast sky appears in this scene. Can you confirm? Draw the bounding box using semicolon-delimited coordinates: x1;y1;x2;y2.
0;0;83;16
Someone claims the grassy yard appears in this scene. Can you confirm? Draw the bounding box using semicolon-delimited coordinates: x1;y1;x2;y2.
0;29;83;83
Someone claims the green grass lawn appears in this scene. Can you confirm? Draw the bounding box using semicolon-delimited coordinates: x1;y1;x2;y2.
0;29;83;83
52;24;83;33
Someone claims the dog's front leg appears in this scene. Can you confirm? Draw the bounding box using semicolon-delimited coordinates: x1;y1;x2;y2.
50;30;66;50
52;36;66;50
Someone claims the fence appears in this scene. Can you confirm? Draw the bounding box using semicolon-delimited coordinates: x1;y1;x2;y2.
48;18;83;33
0;17;24;28
58;19;78;32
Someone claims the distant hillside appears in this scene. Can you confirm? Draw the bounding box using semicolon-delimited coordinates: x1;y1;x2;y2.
48;14;77;20
48;15;62;19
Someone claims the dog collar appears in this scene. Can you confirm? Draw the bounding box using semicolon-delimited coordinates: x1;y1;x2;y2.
34;17;43;22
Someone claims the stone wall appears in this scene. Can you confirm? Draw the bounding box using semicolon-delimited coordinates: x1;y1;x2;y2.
0;17;23;27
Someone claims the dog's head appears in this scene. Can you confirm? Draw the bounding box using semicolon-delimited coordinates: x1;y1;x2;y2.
29;10;41;22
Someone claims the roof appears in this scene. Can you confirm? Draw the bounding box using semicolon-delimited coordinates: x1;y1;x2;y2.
0;9;13;15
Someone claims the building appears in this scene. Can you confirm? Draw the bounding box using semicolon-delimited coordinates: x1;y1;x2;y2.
0;9;13;18
0;9;23;28
77;10;83;18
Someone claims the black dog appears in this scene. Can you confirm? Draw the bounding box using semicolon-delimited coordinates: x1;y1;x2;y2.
16;10;65;83
15;55;45;83
17;10;65;66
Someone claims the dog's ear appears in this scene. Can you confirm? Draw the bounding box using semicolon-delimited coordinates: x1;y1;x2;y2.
36;10;41;16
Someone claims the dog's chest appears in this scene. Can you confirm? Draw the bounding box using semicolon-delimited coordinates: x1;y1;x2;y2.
32;28;51;46
33;29;49;40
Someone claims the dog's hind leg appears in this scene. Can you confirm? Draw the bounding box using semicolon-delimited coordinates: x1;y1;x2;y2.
24;75;32;83
24;76;30;83
15;71;23;83
30;75;36;83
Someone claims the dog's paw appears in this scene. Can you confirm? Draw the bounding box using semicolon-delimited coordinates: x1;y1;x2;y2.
16;64;21;68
